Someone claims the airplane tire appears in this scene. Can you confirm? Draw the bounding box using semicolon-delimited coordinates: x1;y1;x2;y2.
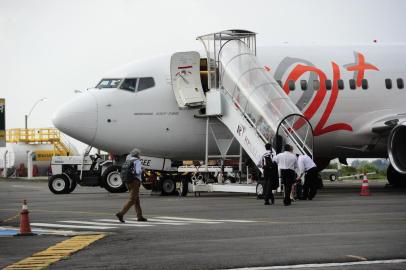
162;178;176;195
180;177;188;197
256;182;264;199
49;174;70;194
102;165;128;193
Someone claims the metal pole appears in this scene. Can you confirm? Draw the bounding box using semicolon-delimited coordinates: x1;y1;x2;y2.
3;150;7;177
27;151;33;179
24;115;28;129
239;144;243;173
205;117;209;172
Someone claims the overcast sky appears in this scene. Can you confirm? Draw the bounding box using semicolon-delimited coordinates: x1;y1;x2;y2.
1;0;406;151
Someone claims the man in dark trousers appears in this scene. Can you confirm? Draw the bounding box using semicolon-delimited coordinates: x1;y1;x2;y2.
116;148;148;223
257;143;278;205
297;154;319;200
274;144;298;206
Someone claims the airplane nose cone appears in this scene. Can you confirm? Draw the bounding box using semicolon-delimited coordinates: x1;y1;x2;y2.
52;92;98;144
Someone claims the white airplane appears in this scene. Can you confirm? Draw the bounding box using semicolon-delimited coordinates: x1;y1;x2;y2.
52;30;406;190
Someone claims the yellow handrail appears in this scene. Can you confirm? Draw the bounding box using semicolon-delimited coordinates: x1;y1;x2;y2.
6;128;70;156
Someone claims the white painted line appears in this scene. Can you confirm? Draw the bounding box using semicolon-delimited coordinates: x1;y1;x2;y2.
60;220;153;227
151;217;254;223
155;216;222;224
31;223;116;230
221;259;406;270
213;219;256;223
97;219;187;226
346;255;367;261
146;218;188;223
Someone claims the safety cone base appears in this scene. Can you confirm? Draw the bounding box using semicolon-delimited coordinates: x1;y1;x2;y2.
15;232;37;236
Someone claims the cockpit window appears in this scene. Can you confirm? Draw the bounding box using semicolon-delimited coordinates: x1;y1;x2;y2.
138;77;155;91
120;78;138;92
96;79;122;89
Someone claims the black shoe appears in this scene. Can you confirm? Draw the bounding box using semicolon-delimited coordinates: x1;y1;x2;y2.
264;201;270;205
116;213;125;223
137;217;148;222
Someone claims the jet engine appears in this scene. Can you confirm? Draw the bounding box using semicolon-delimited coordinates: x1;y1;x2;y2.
388;123;406;174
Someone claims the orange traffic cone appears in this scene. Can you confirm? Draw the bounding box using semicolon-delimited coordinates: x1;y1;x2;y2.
16;200;35;236
360;174;371;196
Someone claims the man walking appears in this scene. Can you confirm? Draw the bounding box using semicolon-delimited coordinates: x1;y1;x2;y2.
297;154;318;200
257;143;278;205
274;144;298;206
116;148;147;223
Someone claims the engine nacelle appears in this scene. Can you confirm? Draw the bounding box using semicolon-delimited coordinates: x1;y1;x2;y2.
388;123;406;174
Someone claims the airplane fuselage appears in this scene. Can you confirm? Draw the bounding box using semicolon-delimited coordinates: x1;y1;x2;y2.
53;43;406;162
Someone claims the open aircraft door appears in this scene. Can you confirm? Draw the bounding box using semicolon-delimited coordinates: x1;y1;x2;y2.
170;51;206;108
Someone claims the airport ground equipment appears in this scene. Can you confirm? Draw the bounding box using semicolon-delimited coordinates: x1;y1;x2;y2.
49;147;180;194
320;168;340;181
167;30;314;195
49;147;120;194
0;128;76;177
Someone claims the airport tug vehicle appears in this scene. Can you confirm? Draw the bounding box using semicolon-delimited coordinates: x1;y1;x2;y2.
48;146;124;194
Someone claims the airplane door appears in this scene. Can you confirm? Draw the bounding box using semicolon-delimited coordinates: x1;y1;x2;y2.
170;51;206;108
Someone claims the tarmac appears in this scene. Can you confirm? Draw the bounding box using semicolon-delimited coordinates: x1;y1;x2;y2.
0;178;405;270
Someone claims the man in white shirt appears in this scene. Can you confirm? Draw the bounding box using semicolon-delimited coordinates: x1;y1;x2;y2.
257;143;278;205
273;144;298;206
297;154;318;200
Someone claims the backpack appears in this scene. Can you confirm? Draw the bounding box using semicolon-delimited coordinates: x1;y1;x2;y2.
120;158;135;183
263;154;274;170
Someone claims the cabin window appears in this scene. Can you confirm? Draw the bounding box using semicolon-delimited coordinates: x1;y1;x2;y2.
120;78;138;92
96;78;122;89
288;80;295;91
138;77;155;91
349;79;356;90
276;80;283;87
362;79;368;90
385;79;392;89
313;80;320;90
325;79;332;90
337;79;344;90
397;78;404;89
300;80;307;90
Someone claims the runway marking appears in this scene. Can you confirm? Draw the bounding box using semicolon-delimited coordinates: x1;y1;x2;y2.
3;234;105;270
61;220;154;227
156;216;225;224
31;223;116;230
221;259;406;269
108;218;189;226
346;254;368;261
29;216;258;232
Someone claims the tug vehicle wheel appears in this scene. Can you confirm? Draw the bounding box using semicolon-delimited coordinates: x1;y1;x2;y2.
49;174;70;194
102;165;128;193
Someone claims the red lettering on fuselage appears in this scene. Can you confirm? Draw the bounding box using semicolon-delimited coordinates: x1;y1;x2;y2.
345;52;379;88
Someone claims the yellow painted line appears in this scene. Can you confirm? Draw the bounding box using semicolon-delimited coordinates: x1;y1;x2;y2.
346;255;368;261
1;213;19;223
2;234;105;270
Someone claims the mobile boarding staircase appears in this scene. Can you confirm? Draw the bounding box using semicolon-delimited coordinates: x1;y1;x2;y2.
171;30;313;194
